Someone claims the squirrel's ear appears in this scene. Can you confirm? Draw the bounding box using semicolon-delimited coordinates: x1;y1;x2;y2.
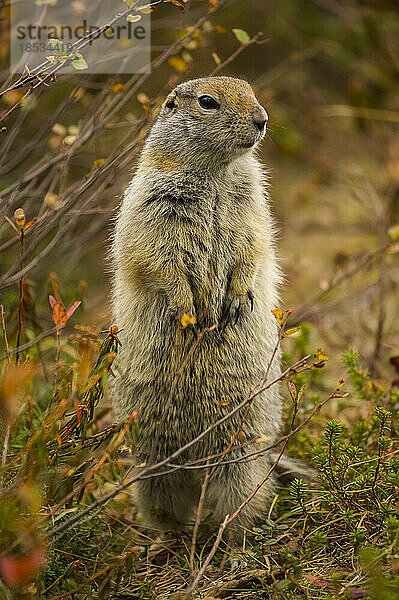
163;91;178;111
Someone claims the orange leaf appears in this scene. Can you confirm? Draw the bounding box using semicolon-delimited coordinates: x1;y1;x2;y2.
23;219;36;233
111;83;124;93
52;302;67;328
14;208;25;228
285;326;300;336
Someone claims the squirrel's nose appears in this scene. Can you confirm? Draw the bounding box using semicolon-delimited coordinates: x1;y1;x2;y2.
252;107;268;132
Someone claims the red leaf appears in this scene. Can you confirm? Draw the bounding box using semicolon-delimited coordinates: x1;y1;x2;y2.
0;546;46;588
49;295;57;310
66;300;81;320
74;396;82;425
288;381;297;401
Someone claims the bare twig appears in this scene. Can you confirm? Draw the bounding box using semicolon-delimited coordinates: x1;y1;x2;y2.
190;464;211;576
15;228;25;365
0;305;10;363
210;32;263;75
186;515;230;598
1;305;11;474
0;324;66;362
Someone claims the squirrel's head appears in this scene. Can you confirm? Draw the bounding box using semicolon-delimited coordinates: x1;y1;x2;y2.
145;76;268;171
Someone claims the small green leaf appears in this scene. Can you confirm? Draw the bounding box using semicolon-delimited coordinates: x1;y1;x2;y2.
48;38;66;54
126;14;142;22
232;28;250;44
72;54;88;70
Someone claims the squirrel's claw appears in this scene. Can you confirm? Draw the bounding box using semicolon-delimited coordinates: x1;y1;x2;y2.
220;290;254;331
247;288;254;312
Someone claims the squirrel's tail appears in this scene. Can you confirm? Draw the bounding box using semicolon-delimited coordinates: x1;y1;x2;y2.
271;453;316;487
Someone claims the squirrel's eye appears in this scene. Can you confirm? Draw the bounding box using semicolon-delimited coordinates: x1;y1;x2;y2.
198;95;220;110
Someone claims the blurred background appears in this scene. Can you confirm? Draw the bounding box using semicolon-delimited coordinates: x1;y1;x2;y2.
1;0;398;389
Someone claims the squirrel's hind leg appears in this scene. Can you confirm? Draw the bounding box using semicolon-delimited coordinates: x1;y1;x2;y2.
205;457;276;540
132;473;200;534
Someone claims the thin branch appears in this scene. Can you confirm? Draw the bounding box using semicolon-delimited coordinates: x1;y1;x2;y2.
190;464;211;576
0;305;10;362
186;515;229;598
0;324;67;362
210;32;263;75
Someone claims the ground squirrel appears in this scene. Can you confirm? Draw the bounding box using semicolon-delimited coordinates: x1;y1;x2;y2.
111;76;283;534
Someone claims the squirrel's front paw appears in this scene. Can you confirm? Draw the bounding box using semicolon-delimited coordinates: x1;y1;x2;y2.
220;289;254;330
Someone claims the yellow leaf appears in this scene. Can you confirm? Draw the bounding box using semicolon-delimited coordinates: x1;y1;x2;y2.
168;56;187;72
313;348;329;368
14;208;25;229
44;192;58;206
52;123;67;136
68;124;79;135
119;445;132;453
285;326;300;336
315;348;329;362
170;0;185;8
94;158;105;166
63;134;77;146
388;223;399;240
137;92;150;104
212;52;221;65
180;313;197;328
3;90;23;106
111;83;124;92
271;308;284;325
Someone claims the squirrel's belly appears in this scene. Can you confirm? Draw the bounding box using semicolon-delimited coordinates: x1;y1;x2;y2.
112;295;281;460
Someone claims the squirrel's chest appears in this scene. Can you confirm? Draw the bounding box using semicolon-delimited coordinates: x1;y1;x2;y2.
179;195;239;281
